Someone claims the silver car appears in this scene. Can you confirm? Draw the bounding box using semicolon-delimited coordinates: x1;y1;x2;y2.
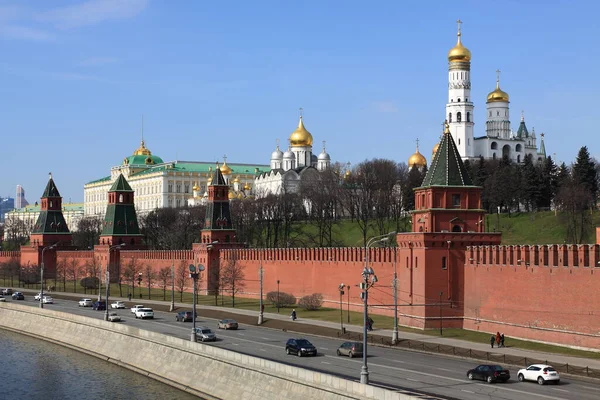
108;312;121;322
194;327;216;342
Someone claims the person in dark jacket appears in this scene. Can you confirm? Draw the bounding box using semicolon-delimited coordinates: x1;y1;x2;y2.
291;309;297;321
490;334;495;348
500;333;505;348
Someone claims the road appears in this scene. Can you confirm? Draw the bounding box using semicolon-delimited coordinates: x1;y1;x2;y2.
8;296;600;400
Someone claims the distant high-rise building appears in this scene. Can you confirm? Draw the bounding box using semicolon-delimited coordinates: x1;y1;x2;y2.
15;185;28;209
0;197;15;223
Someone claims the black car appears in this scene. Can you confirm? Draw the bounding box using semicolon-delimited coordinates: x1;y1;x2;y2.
467;365;510;383
92;301;106;311
285;338;317;357
176;311;193;322
11;292;25;300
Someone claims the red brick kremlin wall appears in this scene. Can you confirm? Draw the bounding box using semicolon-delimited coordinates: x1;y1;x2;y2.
464;244;600;349
2;244;600;349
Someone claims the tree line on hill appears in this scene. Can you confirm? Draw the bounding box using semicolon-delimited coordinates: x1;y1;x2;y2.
0;146;597;250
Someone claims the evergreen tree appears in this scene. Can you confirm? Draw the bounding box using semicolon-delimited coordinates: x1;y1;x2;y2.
572;146;598;208
519;154;541;211
538;156;558;209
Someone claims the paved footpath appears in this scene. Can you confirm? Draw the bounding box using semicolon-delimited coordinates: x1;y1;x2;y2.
15;287;600;372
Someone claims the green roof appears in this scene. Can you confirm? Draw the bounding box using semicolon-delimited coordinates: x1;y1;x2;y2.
32;210;71;234
42;177;61;198
86;176;111;185
517;119;529;138
123;154;164;166
130;161;269;178
9;203;83;214
101;203;142;236
109;174;133;192
422;125;473;187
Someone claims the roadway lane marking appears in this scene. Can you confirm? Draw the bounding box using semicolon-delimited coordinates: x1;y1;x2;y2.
435;367;454;372
391;360;405;363
461;390;474;394
238;333;245;336
321;362;331;365
259;349;267;352
261;337;270;340
554;389;569;393
320;347;329;350
582;386;599;391
406;378;419;382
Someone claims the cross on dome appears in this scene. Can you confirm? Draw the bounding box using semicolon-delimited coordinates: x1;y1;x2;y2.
456;19;462;36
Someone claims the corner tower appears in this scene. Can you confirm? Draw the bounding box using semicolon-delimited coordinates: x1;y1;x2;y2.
446;19;474;160
99;173;143;247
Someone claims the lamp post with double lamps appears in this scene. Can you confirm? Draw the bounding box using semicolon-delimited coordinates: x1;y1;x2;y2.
39;244;57;309
276;280;280;313
104;243;125;321
189;264;205;342
338;283;345;333
360;231;396;385
137;273;143;297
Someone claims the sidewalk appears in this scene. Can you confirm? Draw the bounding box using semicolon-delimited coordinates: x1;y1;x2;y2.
15;288;600;374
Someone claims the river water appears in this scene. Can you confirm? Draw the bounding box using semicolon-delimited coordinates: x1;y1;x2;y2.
0;329;202;400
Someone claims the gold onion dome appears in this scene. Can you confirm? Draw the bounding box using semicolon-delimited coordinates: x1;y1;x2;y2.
408;143;427;168
220;160;232;175
487;74;510;103
233;175;240;183
192;182;200;191
447;21;471;63
243;182;251;191
432;142;440;157
289;116;313;147
228;191;235;200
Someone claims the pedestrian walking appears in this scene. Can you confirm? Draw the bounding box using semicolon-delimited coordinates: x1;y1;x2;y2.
367;317;374;331
500;333;505;348
490;334;495;348
128;293;132;301
495;331;501;347
291;309;297;321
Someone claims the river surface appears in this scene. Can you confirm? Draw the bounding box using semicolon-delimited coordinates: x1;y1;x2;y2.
0;328;202;400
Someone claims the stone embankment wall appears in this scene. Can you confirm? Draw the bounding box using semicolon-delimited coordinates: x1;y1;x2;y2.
0;302;416;400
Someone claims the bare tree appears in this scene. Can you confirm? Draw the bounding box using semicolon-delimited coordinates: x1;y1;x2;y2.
66;259;82;293
123;257;141;298
55;259;68;292
84;256;102;295
175;261;188;302
144;264;155;300
158;266;171;301
140;206;206;250
220;254;246;307
73;216;103;249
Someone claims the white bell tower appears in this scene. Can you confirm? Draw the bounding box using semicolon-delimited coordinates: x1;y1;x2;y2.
446;20;474;160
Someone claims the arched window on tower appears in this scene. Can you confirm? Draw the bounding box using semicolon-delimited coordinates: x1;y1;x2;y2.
457;98;461;102
119;194;123;203
467;112;470;122
448;113;452;123
457;112;462;122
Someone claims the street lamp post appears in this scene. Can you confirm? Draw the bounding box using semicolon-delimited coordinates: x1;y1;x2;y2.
439;291;443;336
346;285;350;324
40;244;57;309
276;280;280;313
104;243;125;321
258;256;264;325
338;283;345;333
169;260;175;312
360;231;396;385
189;263;205;342
392;246;399;344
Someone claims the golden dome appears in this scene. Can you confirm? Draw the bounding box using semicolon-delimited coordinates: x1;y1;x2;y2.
133;140;152;156
487;73;510;103
192;182;200;191
289;116;313;147
220;161;232;175
432;142;440;157
447;21;471;63
408;142;427;168
233;175;240;183
228;190;235;200
243;182;251;191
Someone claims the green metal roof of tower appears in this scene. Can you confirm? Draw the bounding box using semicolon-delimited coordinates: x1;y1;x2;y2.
109;173;134;192
421;121;473;187
42;173;61;198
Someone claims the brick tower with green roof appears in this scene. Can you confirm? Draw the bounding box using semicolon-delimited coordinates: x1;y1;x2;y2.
394;121;501;330
29;173;73;247
99;173;143;247
21;173;73;280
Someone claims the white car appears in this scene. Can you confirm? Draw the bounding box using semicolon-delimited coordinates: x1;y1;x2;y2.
42;296;54;304
111;301;126;309
517;364;560;385
78;298;93;307
0;295;6;302
134;308;154;319
34;292;43;301
108;312;121;322
130;304;145;314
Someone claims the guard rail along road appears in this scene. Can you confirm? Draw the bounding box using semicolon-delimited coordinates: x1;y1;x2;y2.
0;302;418;400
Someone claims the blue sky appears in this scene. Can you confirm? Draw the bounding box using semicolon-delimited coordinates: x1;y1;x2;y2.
1;0;598;203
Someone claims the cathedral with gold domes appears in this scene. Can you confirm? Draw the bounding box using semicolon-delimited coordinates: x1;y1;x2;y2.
432;20;546;165
254;113;331;197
